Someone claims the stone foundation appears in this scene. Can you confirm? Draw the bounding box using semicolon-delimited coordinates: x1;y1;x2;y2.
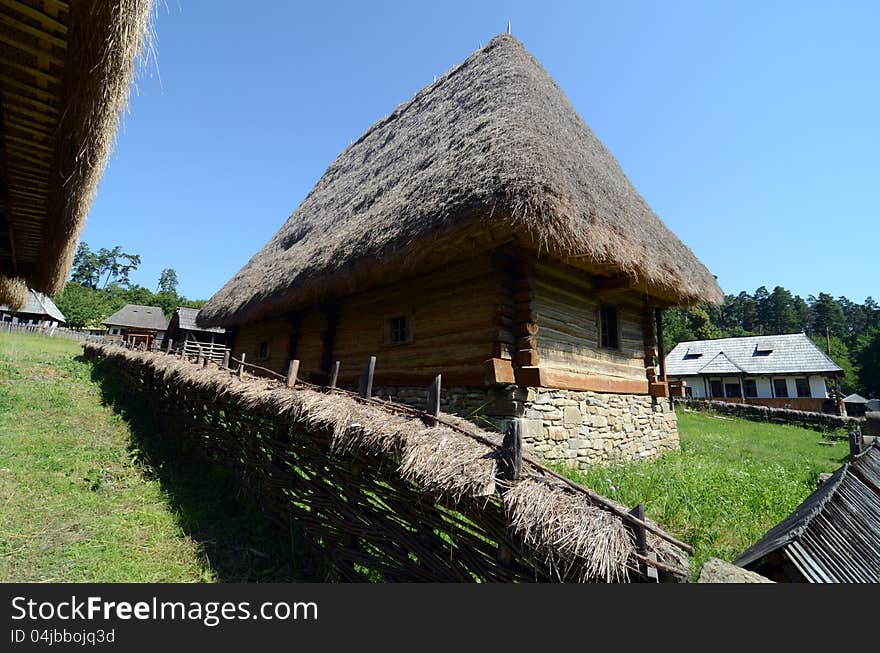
371;384;679;467
518;388;678;467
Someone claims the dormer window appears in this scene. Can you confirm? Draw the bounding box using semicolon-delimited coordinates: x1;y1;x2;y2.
683;352;703;360
754;345;773;357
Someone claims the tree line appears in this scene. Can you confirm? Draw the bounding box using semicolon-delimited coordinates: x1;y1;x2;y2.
664;286;880;398
54;242;206;331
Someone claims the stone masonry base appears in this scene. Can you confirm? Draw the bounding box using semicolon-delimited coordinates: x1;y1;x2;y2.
372;384;679;467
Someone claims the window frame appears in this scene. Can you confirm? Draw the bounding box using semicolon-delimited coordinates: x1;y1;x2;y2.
710;379;723;398
773;378;789;398
743;379;758;398
383;315;413;346
724;382;742;399
795;377;811;398
598;304;620;350
257;341;270;361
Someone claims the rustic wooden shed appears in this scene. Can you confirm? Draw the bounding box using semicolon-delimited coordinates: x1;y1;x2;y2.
166;306;226;346
102;303;167;349
199;35;722;465
0;0;154;309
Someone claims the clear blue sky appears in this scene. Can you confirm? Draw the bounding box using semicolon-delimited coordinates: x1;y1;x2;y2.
81;1;878;303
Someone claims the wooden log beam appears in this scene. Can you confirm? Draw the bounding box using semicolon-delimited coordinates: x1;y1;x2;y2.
592;275;631;292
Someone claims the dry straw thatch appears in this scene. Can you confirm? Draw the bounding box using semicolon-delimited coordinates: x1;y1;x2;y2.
200;34;721;327
0;1;155;308
83;341;690;582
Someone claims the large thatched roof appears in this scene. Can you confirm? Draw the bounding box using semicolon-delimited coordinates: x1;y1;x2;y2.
0;0;155;309
200;34;721;328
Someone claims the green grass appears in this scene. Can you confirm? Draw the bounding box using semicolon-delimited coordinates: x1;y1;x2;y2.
0;333;303;582
558;409;850;576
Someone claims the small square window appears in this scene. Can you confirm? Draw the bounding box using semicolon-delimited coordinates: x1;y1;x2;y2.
795;378;810;398
599;305;619;349
387;316;410;344
743;379;758;398
710;380;723;397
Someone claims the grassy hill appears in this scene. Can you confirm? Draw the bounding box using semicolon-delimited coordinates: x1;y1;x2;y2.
0;333;298;582
562;409;850;575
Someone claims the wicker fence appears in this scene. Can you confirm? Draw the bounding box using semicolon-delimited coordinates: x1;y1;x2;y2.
82;342;692;582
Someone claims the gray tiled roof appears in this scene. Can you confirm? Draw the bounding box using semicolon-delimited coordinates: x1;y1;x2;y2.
102;304;168;330
666;333;842;376
175;307;225;334
0;289;66;322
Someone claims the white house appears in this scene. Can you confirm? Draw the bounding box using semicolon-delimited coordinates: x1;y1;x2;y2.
665;333;843;412
0;289;66;329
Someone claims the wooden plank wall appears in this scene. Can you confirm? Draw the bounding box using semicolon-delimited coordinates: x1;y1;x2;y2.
534;262;647;382
232;315;296;373
299;256;497;386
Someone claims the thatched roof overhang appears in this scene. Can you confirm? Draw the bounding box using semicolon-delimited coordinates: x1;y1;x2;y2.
0;0;155;308
199;35;721;329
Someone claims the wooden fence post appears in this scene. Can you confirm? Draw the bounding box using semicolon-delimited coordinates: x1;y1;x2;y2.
849;426;863;459
222;350;230;369
238;353;246;379
627;502;658;581
329;361;340;389
166;338;173;354
426;374;441;426
197;345;204;366
286;359;300;388
358;356;376;398
498;420;522;481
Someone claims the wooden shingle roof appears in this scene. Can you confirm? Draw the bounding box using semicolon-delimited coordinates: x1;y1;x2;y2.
735;442;880;582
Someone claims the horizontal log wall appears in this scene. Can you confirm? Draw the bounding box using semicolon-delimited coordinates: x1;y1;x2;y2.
232;315;294;373
304;256;497;386
534;262;647;384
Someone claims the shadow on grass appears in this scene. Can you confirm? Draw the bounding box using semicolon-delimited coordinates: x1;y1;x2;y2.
83;354;320;582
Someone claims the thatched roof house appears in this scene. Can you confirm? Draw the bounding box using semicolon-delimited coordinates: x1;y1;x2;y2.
202;35;721;466
0;0;155;309
201;35;719;328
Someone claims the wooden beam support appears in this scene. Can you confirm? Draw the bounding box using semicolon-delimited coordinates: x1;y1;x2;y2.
592;275;631;292
516;366;650;394
329;361;340;389
655;307;666;382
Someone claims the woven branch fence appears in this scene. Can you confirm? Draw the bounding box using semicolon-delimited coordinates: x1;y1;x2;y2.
82;342;691;582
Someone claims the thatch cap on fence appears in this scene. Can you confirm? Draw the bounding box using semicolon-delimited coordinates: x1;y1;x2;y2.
82;341;692;581
0;1;155;308
198;34;721;328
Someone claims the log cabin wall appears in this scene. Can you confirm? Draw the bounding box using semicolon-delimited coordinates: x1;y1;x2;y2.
533;262;649;390
232;315;296;373
294;255;498;386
